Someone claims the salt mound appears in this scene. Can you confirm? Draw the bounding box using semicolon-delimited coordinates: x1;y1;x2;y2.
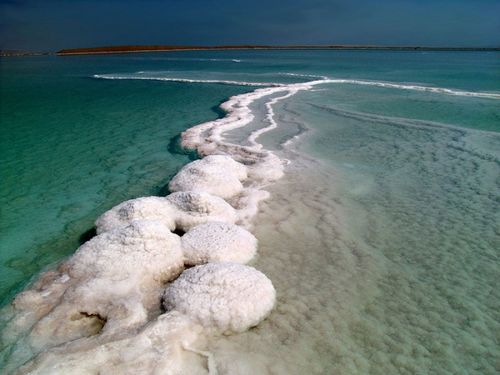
96;191;237;235
95;196;175;234
166;191;237;231
27;221;184;348
169;155;247;199
68;220;183;284
16;312;209;375
182;222;257;265
203;155;248;180
163;262;275;334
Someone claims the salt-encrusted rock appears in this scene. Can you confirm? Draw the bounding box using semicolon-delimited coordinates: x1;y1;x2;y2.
169;155;248;199
163;262;275;334
95;196;176;234
166;191;237;231
182;222;257;265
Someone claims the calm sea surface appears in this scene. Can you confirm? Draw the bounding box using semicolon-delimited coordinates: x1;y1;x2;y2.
1;50;499;373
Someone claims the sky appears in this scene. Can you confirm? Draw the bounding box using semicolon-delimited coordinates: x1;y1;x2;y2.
1;0;499;51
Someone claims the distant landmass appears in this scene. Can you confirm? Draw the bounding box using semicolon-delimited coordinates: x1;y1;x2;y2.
56;45;500;56
2;45;498;57
0;50;50;57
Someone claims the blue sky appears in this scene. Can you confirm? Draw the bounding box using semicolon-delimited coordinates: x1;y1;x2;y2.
1;0;499;50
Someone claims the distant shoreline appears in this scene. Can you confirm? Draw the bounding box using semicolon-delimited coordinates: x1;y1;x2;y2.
56;45;500;56
1;45;498;57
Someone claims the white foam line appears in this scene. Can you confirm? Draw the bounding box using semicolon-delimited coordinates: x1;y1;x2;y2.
278;72;329;80
282;134;301;147
324;79;500;99
93;74;281;87
94;73;500;99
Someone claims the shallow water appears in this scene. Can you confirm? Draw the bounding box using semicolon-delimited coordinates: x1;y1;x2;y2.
212;89;500;374
0;56;249;305
1;50;499;373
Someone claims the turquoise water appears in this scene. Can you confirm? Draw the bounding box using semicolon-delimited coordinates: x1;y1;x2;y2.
258;89;500;373
1;50;499;373
0;55;250;305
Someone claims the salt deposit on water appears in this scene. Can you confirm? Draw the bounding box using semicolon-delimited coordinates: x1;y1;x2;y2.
2;67;499;374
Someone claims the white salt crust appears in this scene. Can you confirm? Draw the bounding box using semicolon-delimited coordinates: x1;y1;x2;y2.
178;81;323;183
166;191;237;231
182;222;257;265
15;312;210;375
95;196;176;234
164;262;276;334
67;220;183;287
169;155;247;199
9;221;183;354
95;191;237;234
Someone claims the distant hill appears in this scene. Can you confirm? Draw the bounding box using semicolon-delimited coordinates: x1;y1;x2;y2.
56;45;500;56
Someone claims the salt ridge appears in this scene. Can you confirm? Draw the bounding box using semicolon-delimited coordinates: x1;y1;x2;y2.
93;74;282;87
3;73;305;375
94;73;500;99
327;78;500;99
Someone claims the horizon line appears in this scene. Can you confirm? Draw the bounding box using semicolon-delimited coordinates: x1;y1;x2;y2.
2;44;499;57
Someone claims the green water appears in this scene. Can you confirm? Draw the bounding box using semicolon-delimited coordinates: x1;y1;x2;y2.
0;55;249;305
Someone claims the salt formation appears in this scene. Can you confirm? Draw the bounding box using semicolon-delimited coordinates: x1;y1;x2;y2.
95;196;176;234
2;72;301;374
164;262;276;334
169;155;248;199
182;222;257;265
15;312;209;375
166;191;237;231
95;191;237;234
9;221;184;354
69;220;183;287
